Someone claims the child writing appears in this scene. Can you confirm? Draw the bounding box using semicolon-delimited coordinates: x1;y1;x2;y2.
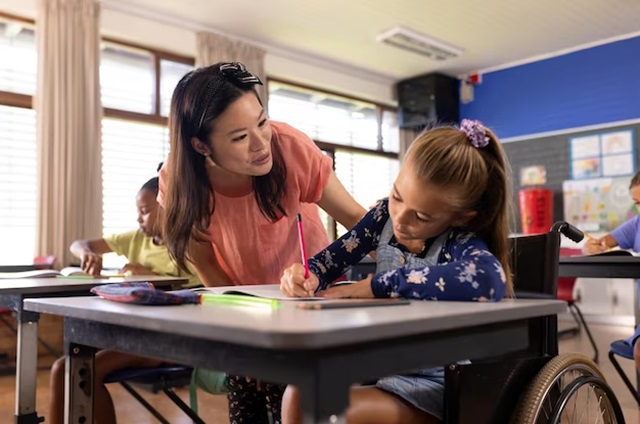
584;171;640;377
280;119;512;424
583;170;640;254
49;176;199;424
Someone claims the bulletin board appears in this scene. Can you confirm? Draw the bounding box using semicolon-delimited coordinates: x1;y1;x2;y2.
502;122;640;232
562;177;637;232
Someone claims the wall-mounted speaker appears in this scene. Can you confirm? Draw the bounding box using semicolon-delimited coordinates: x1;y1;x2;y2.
396;73;459;129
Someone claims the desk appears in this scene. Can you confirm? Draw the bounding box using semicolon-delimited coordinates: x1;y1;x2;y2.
25;296;566;424
0;276;185;424
559;255;640;325
559;255;640;393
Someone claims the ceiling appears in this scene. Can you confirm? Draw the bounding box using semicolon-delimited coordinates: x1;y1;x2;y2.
85;1;640;81
109;0;640;79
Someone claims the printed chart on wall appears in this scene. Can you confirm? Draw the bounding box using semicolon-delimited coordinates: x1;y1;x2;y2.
563;177;637;232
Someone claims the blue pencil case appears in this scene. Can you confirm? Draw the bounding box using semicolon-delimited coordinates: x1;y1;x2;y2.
90;282;199;305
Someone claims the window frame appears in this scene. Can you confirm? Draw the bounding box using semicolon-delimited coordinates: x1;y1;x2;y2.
267;78;400;239
100;36;194;126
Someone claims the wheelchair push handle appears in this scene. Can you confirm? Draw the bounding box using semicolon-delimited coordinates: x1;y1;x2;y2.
550;221;584;243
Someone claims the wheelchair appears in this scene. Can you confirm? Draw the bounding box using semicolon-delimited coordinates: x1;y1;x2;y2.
437;221;626;424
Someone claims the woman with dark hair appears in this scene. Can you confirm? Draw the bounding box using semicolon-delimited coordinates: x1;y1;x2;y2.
159;62;366;423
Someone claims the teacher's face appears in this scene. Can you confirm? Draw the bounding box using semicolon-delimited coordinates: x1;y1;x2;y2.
207;92;273;177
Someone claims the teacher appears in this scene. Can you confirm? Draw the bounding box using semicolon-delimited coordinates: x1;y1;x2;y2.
159;61;366;424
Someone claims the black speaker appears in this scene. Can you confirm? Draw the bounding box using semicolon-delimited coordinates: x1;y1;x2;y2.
396;73;459;129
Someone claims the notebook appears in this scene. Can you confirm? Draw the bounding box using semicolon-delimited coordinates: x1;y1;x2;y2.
0;267;125;279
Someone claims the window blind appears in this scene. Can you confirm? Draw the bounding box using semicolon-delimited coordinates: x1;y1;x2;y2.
101;118;169;238
0;23;36;95
100;46;155;114
334;150;400;235
0;105;37;264
159;59;193;116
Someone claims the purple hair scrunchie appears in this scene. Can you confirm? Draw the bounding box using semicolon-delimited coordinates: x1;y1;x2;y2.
460;119;490;148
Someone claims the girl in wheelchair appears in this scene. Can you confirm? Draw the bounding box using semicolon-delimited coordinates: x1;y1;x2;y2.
280;120;512;424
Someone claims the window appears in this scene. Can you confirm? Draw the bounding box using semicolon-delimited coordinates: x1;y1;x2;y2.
0;18;37;265
101;46;155;114
160;59;193;116
268;80;400;239
100;41;193;236
101;118;169;237
0;105;37;264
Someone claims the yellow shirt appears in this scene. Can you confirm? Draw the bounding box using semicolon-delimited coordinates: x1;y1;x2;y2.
104;230;200;288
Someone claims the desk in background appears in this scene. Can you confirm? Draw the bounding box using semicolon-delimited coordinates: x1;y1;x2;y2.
25;295;566;424
559;255;640;325
0;275;186;424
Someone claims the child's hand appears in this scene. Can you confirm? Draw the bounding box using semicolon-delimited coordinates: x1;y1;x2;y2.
318;275;374;299
81;253;102;276
120;263;154;276
280;263;319;297
583;238;607;255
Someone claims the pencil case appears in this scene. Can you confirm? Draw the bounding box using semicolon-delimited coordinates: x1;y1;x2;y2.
90;282;200;305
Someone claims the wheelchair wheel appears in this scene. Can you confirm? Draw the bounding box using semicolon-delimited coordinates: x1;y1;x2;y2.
511;353;624;424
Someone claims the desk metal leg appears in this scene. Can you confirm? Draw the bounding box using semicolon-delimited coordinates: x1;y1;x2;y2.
65;343;95;424
14;310;42;424
298;376;349;424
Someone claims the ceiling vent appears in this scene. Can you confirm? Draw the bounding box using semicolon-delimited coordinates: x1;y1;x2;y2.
376;26;463;61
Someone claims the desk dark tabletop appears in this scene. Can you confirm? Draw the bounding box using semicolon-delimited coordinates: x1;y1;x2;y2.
559;255;640;278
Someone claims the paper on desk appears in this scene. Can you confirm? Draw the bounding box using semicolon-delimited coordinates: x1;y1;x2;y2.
192;282;355;301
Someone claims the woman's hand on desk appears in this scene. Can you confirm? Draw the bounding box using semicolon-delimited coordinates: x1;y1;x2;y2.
280;263;319;297
318;275;374;299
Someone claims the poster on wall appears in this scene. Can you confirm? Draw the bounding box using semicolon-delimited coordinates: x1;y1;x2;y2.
602;154;634;177
601;130;633;155
563;177;635;232
569;129;635;179
570;135;601;159
520;165;547;186
571;158;601;180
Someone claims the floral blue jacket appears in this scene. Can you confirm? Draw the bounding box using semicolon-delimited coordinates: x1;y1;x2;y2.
308;199;507;301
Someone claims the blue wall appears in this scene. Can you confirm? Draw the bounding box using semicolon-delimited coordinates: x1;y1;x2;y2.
460;36;640;139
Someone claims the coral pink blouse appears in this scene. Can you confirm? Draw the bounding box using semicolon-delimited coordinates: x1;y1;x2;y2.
159;121;332;285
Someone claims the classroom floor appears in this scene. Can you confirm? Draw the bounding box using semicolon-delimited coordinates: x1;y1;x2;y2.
0;321;639;423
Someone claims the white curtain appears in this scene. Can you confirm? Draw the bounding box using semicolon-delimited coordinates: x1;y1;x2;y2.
196;32;267;104
35;0;103;267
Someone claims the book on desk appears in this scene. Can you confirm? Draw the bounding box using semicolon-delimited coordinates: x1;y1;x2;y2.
0;267;126;279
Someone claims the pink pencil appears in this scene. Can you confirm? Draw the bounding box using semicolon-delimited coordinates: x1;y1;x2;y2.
296;213;310;279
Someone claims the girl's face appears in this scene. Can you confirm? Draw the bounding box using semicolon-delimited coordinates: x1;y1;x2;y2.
136;189;160;237
388;163;474;246
206;92;273;177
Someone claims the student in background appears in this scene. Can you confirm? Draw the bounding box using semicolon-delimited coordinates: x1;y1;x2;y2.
159;62;366;424
280;120;512;424
48;176;199;424
583;171;640;254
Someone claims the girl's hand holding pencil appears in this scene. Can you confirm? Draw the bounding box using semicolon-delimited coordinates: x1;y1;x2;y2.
281;263;320;298
583;233;610;255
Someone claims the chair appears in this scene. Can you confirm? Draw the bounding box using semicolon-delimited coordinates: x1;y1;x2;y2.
558;247;599;362
608;338;640;406
104;365;205;424
33;254;56;269
444;222;581;423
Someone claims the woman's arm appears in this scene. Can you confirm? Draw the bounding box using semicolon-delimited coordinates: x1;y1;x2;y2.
187;239;233;287
317;171;366;230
